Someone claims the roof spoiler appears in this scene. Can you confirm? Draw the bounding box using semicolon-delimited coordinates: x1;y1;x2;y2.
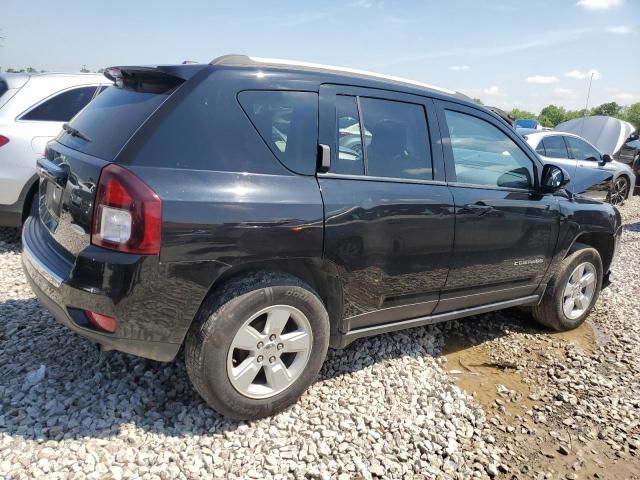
103;64;206;92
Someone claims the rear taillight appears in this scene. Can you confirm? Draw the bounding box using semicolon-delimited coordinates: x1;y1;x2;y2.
91;164;161;254
0;135;9;147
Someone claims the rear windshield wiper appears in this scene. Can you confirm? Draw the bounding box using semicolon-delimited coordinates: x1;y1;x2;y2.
62;123;92;142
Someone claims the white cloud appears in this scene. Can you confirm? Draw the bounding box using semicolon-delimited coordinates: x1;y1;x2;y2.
611;92;635;102
275;11;332;27
483;86;504;96
606;25;633;34
349;0;375;7
449;65;471;71
605;88;637;102
553;87;575;96
526;75;559;84
384;15;408;24
564;69;601;80
576;0;622;10
379;27;594;68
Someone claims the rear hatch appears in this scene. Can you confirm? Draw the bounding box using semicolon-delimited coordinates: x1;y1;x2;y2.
0;73;30;111
38;65;204;256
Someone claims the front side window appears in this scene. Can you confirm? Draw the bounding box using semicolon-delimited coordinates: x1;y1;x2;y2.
360;97;432;180
444;110;534;189
541;136;569;159
21;86;98;122
238;90;318;175
565;136;601;161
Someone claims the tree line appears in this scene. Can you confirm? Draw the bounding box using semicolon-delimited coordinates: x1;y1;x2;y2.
473;97;639;131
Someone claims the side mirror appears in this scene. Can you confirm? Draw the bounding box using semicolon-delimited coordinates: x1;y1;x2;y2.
541;164;570;193
601;153;613;164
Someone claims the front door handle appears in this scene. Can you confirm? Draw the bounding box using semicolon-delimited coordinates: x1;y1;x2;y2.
460;203;493;216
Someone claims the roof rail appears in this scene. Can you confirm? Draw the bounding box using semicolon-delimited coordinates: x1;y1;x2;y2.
209;54;456;95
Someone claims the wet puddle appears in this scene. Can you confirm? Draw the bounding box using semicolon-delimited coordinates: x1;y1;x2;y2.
548;320;602;353
442;321;599;416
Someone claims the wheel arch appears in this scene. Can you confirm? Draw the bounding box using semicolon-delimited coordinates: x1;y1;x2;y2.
21;175;39;222
193;258;345;340
567;231;615;273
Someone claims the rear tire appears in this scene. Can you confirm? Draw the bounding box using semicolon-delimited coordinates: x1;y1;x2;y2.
532;248;603;331
185;272;330;420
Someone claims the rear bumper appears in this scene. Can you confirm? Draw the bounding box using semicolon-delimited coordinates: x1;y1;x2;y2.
21;216;185;362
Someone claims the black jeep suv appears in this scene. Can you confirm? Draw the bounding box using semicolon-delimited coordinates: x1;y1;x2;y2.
23;55;622;419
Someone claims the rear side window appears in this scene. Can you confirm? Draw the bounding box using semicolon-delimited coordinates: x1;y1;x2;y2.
360;97;432;180
331;95;432;180
335;95;364;175
0;80;7;99
57;86;168;160
541;136;568;159
21;86;97;122
238;91;318;175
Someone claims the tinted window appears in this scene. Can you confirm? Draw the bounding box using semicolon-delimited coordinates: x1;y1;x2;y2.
21;86;97;122
360;97;432;180
238;91;318;175
535;141;546;156
57;86;168;160
0;80;7;99
541;136;568;159
334;95;364;175
565;136;601;161
444;110;534;189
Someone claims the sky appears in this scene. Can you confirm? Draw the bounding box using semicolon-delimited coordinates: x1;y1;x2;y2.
1;0;638;113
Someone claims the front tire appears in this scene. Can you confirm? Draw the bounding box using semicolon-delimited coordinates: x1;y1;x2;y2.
185;272;330;420
609;176;629;206
532;247;603;331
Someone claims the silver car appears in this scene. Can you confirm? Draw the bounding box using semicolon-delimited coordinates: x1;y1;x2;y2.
519;129;635;206
0;72;111;226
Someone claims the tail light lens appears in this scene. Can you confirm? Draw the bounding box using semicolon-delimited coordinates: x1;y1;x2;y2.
0;135;9;147
91;164;162;254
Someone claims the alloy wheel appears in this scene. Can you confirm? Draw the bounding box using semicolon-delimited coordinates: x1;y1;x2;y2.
609;177;628;205
562;262;597;320
226;305;313;399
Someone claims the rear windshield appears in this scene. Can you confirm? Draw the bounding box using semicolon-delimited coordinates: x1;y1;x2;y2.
57;86;168;160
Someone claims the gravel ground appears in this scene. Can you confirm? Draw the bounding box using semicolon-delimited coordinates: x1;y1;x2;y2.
1;199;639;479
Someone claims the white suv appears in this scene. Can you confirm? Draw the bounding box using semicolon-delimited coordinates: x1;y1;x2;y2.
0;72;111;226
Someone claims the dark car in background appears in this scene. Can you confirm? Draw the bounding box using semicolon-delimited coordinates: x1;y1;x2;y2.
615;133;640;195
22;55;622;419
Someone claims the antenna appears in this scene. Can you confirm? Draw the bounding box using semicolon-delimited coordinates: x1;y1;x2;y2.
580;71;595;136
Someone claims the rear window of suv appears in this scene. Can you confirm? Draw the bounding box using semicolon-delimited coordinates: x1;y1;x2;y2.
57;86;169;160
